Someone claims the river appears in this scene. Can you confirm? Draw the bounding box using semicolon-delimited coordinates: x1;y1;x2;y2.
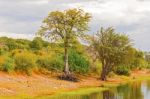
47;80;150;99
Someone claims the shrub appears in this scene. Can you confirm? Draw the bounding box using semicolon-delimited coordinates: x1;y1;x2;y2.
14;52;36;75
37;55;64;72
0;48;6;55
10;49;24;57
91;60;102;75
0;56;14;73
68;50;89;74
114;65;130;76
1;57;14;73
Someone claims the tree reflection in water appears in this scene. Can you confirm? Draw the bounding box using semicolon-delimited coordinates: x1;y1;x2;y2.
49;81;150;99
103;90;115;99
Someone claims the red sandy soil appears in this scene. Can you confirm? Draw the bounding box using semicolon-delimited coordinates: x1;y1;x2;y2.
0;70;150;96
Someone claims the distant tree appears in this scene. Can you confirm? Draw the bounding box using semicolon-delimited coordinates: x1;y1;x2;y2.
131;50;145;69
38;8;91;77
0;37;31;50
91;27;131;81
121;47;146;69
30;37;43;50
145;52;150;65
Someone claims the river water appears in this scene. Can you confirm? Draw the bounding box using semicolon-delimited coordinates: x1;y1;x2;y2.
49;80;150;99
102;80;150;99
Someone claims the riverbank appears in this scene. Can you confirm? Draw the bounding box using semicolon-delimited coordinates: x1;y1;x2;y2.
0;69;150;98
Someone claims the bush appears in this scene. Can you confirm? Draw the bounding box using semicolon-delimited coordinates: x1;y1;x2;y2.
14;52;36;75
0;56;14;73
10;49;24;57
114;65;130;76
91;60;102;75
1;57;14;73
68;50;89;74
0;48;6;55
37;55;64;72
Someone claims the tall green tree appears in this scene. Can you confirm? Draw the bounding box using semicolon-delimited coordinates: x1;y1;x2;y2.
38;8;91;76
91;27;131;81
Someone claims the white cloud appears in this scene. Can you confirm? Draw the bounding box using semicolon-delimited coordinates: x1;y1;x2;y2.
0;32;34;40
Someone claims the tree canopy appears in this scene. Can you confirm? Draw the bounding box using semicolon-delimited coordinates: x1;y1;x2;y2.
38;8;91;78
92;27;132;80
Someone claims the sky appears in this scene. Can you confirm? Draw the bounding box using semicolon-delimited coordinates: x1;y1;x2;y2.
0;0;150;51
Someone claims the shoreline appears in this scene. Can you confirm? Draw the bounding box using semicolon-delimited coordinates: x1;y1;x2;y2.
0;69;150;98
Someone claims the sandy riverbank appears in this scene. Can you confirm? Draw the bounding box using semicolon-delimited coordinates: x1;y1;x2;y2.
0;69;150;97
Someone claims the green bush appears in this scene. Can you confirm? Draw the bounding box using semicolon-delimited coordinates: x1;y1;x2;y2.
1;57;14;73
68;50;89;74
91;60;102;75
114;65;130;76
0;49;6;55
37;55;64;71
14;52;36;75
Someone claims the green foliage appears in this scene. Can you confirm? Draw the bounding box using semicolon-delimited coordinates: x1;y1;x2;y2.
37;55;64;71
122;48;147;70
38;8;91;75
37;50;90;74
38;8;91;41
0;37;31;51
0;48;6;55
1;57;14;73
14;52;36;75
0;8;148;78
30;37;49;50
115;65;130;76
91;27;132;80
68;50;89;74
91;60;102;75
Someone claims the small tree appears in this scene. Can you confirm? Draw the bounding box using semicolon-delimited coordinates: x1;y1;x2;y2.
38;8;91;77
30;37;43;50
92;27;131;81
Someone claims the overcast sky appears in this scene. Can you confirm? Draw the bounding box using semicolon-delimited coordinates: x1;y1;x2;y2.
0;0;150;51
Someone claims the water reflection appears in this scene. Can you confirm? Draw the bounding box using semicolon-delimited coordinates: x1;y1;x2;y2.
103;91;115;99
50;81;150;99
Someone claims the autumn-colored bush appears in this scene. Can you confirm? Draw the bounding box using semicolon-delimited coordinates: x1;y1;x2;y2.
14;52;36;75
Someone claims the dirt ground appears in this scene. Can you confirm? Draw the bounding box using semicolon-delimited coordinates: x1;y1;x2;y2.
0;69;150;96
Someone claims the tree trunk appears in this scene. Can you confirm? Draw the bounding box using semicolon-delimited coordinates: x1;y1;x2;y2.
101;65;107;81
64;43;70;76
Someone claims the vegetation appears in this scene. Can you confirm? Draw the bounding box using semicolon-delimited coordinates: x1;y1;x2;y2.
0;8;148;82
14;51;36;75
91;27;132;80
38;8;91;78
68;50;89;74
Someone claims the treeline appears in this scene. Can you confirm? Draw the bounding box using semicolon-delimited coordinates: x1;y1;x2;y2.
0;37;90;75
0;34;148;80
0;8;149;81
